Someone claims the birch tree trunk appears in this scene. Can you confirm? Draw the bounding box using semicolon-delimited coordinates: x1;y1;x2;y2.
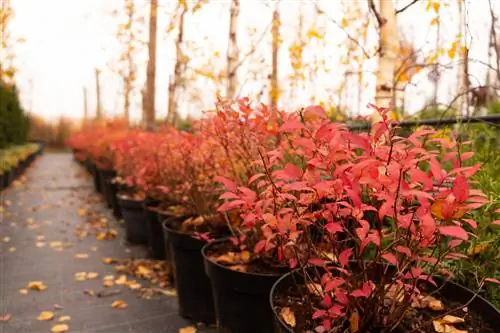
270;1;280;112
373;0;400;122
167;1;188;126
144;0;158;130
226;0;240;101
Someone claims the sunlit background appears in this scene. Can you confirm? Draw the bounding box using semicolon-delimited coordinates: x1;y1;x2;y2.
5;0;497;122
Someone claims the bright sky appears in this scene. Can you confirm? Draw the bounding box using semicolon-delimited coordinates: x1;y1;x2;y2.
7;0;494;122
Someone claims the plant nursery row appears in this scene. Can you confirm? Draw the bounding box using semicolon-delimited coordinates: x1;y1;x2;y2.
67;101;500;333
0;144;44;191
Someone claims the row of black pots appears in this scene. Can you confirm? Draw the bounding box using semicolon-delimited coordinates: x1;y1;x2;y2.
79;158;500;333
1;149;42;192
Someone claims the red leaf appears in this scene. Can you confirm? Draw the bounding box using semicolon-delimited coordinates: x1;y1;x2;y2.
485;278;500;284
283;163;303;180
254;240;266;253
334;290;348;305
220;192;240;200
248;173;265;185
325;222;343;234
462;218;477;229
395;245;412;257
324;278;345;292
308;258;325;266
338;248;353;267
492;220;500;226
217;200;245;212
214;175;237;192
312;310;327;320
438;226;469;240
327;305;345;317
382;253;398;265
279;119;305;132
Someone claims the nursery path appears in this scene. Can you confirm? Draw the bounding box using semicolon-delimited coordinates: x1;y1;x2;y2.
0;153;215;333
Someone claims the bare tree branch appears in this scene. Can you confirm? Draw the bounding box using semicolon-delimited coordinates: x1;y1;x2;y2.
396;0;421;15
230;20;272;75
368;0;383;27
315;3;372;59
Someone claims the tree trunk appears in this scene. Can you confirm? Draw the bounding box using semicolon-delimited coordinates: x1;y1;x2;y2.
144;0;158;130
83;87;88;122
373;0;400;122
167;2;188;126
456;0;468;122
95;68;102;119
124;74;131;122
226;0;240;101
270;2;280;112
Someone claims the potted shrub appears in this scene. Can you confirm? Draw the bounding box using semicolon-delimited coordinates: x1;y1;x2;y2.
201;99;295;333
243;105;500;332
111;129;149;244
160;119;243;325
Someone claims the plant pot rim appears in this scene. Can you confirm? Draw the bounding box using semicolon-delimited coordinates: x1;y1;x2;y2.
117;193;144;202
269;268;500;333
202;237;286;278
162;217;197;238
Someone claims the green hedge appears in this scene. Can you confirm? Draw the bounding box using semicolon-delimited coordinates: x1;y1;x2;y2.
0;80;29;149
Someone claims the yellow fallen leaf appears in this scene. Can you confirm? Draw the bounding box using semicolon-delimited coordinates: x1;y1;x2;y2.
102;257;114;264
36;242;45;248
75;272;87;281
86;272;99;279
136;265;151;276
157;288;176;296
111;300;127;309
115;275;127;285
75;253;89;259
19;288;28;295
78;208;86;216
428;298;445;311
179;326;197;333
51;324;69;333
58;316;71;322
280;307;296;328
27;281;47;291
128;282;141;290
37;311;54;321
3;236;11;242
440;315;465;324
36;235;45;241
4;200;12;206
240;251;251;263
8;247;16;252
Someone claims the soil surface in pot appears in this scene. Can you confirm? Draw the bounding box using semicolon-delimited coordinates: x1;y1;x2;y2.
165;212;233;239
118;190;145;201
205;241;288;275
273;281;495;333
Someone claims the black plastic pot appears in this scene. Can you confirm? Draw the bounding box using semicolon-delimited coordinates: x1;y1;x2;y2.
203;238;285;333
108;181;122;219
270;270;500;332
142;198;166;260
0;173;5;191
90;164;102;194
99;169;116;208
158;210;177;284
118;195;147;244
6;168;15;187
163;218;216;324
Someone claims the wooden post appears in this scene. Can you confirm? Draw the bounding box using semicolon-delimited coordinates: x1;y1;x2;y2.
226;0;240;101
83;87;88;122
270;1;280;113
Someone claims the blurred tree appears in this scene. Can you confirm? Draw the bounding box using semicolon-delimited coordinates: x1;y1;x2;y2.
166;0;189;126
144;0;158;130
269;1;280;112
226;0;240;100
